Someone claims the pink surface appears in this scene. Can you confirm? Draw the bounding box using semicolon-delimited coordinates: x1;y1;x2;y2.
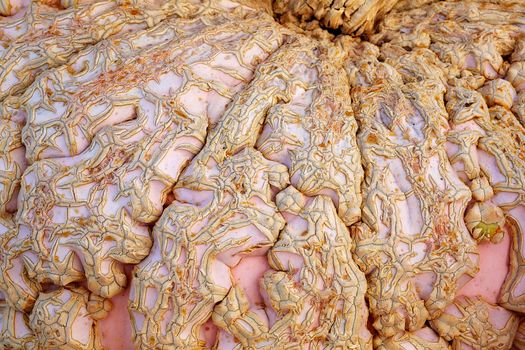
457;227;511;303
97;266;134;350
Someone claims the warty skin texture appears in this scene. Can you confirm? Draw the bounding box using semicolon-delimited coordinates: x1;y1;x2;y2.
0;214;36;349
373;327;449;350
514;319;525;349
10;0;284;302
14;7;284;300
0;0;267;218
350;66;478;337
256;37;363;227
0;0;169;102
29;287;99;350
130;36;370;349
371;0;525;80
131;147;290;348
0;109;25;214
213;186;371;349
431;295;518;350
0;1;302;348
443;83;525;315
0;0;269;217
1;0;525;349
0;0;171;218
368;0;525;348
0;295;34;349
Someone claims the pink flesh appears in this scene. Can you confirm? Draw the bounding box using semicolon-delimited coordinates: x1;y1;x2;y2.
457;231;511;303
187;255;275;348
98;266;134;350
231;255;270;308
211;239;274;348
1;0;27;17
200;318;219;348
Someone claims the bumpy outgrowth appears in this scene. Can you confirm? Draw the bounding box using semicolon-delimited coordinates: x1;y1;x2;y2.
213;186;371;349
514;319;525;350
0;0;171;101
370;1;525;342
0;0;180;216
374;327;449;350
257;37;363;226
129;19;296;348
0;104;25;214
0;295;35;349
445;86;525;313
273;0;398;35
130;148;289;347
1;0;525;348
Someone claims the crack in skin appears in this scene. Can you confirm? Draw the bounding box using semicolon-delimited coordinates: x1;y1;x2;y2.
1;0;525;349
0;111;25;214
0;0;173;218
14;4;282;297
514;319;525;350
371;1;525;80
29;287;100;350
0;214;39;313
20;12;276;163
0;0;270;216
0;0;166;217
0;298;34;349
0;214;37;349
15;10;283;299
1;1;291;348
373;327;449;350
0;0;171;102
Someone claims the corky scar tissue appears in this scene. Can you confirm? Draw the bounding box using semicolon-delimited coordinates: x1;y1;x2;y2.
0;0;525;349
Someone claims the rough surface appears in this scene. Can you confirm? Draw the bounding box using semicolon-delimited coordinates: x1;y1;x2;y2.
370;0;525;315
1;0;525;349
130;146;290;348
371;1;525;79
0;0;168;101
0;111;24;214
431;295;518;349
514;319;525;350
129;36;370;348
374;327;449;350
213;186;371;349
366;0;525;346
0;0;169;217
15;8;285;299
0;215;36;349
273;0;398;35
256;37;363;227
349;56;478;337
29;287;98;350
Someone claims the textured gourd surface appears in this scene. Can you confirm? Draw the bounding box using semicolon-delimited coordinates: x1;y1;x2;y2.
0;0;524;349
